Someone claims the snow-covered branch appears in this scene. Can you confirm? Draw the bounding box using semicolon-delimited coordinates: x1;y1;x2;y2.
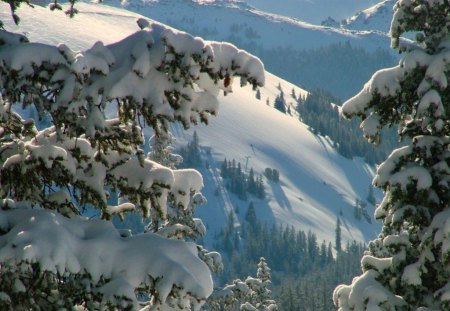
0;17;265;310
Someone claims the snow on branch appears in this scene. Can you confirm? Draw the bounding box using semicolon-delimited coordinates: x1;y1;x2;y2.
0;18;265;309
0;206;212;310
341;40;450;143
0;20;264;215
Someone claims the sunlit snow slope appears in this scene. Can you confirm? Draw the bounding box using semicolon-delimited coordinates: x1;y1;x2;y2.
1;2;381;245
177;74;380;246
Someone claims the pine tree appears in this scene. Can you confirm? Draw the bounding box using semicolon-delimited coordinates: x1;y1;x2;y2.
335;217;342;253
334;1;450;309
210;257;278;311
248;168;257;194
256;175;265;199
0;9;264;310
245;201;257;228
221;158;229;178
366;184;376;205
256;89;261;100
274;92;287;114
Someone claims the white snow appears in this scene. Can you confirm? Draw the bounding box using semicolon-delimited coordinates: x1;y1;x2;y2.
344;0;396;33
176;71;381;245
243;0;379;25
334;270;406;311
107;0;394;54
0;207;213;309
0;0;381;249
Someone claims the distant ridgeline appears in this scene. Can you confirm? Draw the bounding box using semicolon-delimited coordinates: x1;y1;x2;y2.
152;16;397;99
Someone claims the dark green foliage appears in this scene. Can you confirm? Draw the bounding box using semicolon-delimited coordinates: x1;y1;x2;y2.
220;158;265;200
366;184;376;205
0;261;135;311
274;91;286;114
255;89;261;100
214;211;365;311
276;241;365;311
245;201;257;227
297;89;402;164
335;217;342;253
257;42;396;99
264;168;280;182
178;131;202;168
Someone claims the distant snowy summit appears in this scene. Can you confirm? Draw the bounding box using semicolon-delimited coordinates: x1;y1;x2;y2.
342;0;395;33
243;0;379;25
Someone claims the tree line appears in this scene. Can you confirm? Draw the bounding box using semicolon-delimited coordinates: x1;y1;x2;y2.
213;202;366;310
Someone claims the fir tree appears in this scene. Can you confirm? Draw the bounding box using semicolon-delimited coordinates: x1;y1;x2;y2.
0;9;263;310
256;89;261;100
274;91;287;114
335;217;342;253
366;184;376;205
245;201;257;228
335;2;450;309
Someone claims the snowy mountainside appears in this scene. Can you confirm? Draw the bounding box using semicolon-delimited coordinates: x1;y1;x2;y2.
105;0;399;98
1;2;381;245
240;0;379;25
343;0;395;33
176;72;380;246
110;0;391;52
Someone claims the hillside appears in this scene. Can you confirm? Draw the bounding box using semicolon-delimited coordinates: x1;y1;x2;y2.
108;0;390;51
1;1;381;246
104;0;398;99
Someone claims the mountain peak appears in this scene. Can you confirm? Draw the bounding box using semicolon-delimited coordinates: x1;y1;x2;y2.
343;0;395;33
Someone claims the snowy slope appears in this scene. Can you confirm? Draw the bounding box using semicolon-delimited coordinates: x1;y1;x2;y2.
1;2;381;245
244;0;379;25
108;0;392;52
343;0;395;33
177;73;380;246
103;0;400;99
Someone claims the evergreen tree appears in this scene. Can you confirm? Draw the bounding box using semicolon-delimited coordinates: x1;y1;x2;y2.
274;91;286;114
247;168;257;194
256;89;261;100
147;130;182;169
256;175;265;199
335;217;342;253
327;242;334;263
335;2;450;309
0;9;263;310
179;130;202;168
245;201;257;228
210;258;277;311
366;184;376;205
221;158;229;178
320;240;328;267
